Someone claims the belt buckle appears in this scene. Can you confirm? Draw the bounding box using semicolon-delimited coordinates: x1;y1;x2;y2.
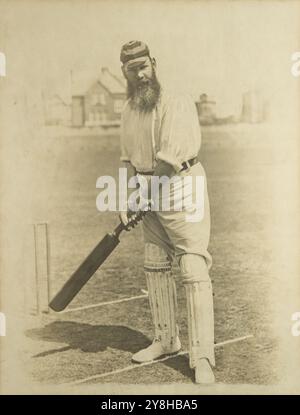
182;160;191;172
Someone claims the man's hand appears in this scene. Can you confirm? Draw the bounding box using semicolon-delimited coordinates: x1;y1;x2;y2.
118;160;174;227
119;198;151;230
119;210;130;227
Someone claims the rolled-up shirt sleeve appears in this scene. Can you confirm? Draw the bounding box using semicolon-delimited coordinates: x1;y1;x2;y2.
156;94;201;173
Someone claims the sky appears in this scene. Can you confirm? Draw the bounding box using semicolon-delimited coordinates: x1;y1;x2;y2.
1;0;300;118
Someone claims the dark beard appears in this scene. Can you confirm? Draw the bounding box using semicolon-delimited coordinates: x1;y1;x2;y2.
127;72;161;112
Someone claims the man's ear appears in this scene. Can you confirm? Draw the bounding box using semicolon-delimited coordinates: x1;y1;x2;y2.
151;57;157;70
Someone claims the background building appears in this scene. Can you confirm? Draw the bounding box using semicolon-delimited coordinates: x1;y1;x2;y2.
195;93;217;125
71;67;126;127
240;90;269;123
43;93;71;126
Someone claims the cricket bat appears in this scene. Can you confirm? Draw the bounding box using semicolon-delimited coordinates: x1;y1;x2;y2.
49;209;148;312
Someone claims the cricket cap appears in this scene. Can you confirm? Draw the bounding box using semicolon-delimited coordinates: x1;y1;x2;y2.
120;40;150;69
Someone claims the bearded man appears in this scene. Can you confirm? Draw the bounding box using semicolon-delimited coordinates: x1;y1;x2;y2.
119;40;215;384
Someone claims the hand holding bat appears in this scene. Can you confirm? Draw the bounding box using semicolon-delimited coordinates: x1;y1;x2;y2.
49;205;150;312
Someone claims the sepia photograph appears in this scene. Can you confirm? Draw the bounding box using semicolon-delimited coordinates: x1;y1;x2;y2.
0;0;300;395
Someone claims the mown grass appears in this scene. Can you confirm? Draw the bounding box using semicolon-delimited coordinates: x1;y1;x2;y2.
24;124;283;385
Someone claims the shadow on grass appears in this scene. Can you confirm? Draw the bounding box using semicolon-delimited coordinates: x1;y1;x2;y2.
26;321;151;357
25;320;195;380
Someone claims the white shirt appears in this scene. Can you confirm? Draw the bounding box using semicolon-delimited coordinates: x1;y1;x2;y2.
120;89;202;173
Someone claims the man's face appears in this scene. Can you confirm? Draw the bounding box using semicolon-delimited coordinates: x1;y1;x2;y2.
123;56;155;90
122;56;161;112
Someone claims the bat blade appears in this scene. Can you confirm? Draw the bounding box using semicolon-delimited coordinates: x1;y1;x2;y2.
49;233;119;312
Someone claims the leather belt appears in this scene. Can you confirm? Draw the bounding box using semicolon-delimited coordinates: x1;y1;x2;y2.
180;156;199;172
136;157;199;175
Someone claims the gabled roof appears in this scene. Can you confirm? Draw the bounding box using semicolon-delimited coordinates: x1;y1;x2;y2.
72;67;125;96
99;67;125;94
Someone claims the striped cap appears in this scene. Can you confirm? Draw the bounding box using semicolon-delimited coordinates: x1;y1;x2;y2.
120;40;150;65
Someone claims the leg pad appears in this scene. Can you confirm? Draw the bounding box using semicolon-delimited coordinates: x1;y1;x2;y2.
179;254;215;368
144;243;178;348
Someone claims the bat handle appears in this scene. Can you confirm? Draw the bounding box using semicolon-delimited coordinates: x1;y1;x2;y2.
113;206;150;238
113;222;125;239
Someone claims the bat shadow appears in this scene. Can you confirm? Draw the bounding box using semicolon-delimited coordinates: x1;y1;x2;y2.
25;320;193;380
26;320;151;357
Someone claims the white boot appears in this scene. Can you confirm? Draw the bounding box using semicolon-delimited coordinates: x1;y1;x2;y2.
132;336;181;363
